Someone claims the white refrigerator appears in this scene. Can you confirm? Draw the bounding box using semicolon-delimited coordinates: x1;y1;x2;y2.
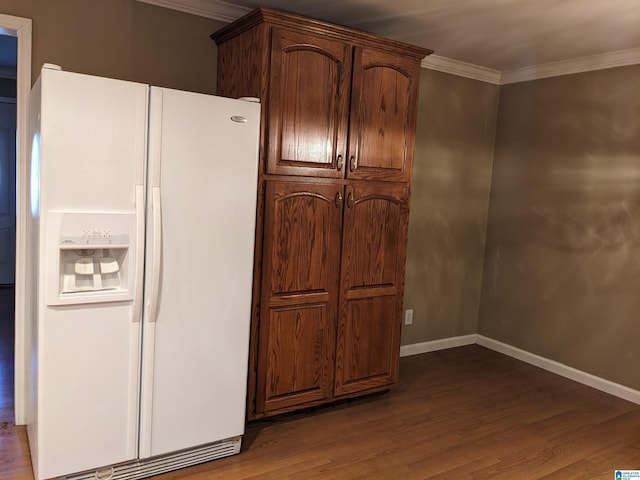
26;65;260;480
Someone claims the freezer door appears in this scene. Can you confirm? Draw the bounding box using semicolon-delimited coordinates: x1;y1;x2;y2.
139;88;260;458
30;68;148;479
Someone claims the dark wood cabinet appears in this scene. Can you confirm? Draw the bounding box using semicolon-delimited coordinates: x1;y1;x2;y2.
213;7;431;418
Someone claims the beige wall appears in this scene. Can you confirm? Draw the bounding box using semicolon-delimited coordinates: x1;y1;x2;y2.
1;0;226;92
479;65;640;390
402;69;499;345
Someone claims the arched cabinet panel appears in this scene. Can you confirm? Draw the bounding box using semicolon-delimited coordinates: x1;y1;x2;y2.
267;29;351;178
347;48;419;182
335;184;409;396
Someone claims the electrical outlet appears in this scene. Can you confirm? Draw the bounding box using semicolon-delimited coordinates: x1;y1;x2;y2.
404;309;413;325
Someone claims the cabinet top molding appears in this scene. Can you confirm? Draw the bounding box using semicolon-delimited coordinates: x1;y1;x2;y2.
211;7;433;60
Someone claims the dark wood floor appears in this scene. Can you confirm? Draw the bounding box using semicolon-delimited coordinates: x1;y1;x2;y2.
1;286;33;480
2;301;639;479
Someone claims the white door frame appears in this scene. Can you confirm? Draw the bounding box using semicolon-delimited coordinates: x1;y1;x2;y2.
0;13;32;426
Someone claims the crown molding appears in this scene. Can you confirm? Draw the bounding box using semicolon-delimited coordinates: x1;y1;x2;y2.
421;54;502;84
423;47;640;85
502;47;640;84
136;0;250;22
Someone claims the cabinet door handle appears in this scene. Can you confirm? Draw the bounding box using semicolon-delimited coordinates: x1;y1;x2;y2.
336;154;344;171
335;191;343;208
347;191;354;208
350;155;358;171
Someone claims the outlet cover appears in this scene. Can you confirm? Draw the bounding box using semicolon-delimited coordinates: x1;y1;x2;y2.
404;309;413;325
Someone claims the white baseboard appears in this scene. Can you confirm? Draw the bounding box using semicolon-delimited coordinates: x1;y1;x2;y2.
401;334;640;405
476;335;640;405
399;334;476;357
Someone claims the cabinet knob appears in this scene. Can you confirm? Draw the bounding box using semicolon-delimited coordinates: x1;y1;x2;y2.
347;192;354;208
336;154;344;171
350;155;358;172
335;191;343;208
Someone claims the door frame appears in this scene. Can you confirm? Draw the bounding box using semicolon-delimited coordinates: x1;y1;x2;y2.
0;13;32;425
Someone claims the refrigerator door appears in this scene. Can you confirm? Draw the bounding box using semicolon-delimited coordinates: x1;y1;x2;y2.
139;88;260;458
29;67;148;480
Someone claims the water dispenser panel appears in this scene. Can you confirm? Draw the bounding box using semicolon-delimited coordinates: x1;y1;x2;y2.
46;212;136;305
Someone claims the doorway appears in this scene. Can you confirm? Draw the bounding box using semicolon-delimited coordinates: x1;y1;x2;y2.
0;35;18;421
0;32;16;425
0;14;32;426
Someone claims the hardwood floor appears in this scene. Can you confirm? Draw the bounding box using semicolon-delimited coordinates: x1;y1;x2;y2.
2;323;639;479
0;286;32;480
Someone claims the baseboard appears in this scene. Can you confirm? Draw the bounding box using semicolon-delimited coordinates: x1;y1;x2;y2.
476;335;640;405
399;334;477;357
400;334;640;405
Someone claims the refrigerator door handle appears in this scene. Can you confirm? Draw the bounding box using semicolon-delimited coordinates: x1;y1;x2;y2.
131;185;145;322
148;186;163;323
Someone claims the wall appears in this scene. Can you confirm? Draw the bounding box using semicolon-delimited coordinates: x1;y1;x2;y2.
402;69;499;345
0;0;226;92
479;65;640;390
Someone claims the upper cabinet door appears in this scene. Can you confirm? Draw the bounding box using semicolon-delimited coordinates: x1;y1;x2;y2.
266;28;352;178
346;47;420;182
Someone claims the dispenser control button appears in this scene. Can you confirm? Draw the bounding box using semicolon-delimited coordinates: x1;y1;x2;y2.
82;229;112;240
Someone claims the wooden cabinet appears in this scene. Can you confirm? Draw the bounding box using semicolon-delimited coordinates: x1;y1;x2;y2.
213;7;431;418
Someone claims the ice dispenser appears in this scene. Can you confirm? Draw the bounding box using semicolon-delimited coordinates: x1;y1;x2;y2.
60;248;124;293
47;212;137;305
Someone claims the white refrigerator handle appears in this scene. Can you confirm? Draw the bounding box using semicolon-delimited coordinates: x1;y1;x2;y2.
148;186;163;323
132;185;145;322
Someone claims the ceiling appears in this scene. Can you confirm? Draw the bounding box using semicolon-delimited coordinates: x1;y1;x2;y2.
151;0;640;74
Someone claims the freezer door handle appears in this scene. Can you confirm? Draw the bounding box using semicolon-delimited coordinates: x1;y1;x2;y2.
148;186;162;323
132;185;145;322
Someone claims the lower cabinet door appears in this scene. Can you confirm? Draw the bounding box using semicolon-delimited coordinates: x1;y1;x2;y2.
257;180;343;413
256;179;409;411
334;182;409;396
